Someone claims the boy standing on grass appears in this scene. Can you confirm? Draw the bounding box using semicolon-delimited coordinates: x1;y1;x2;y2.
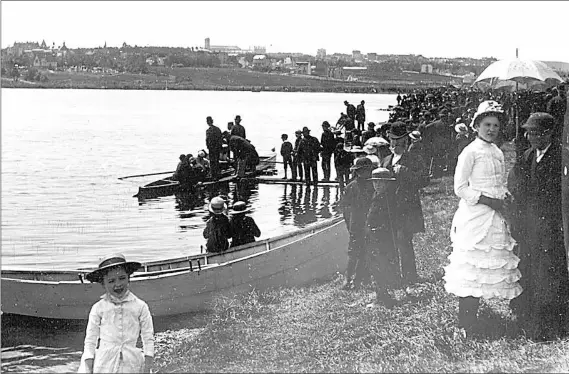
339;157;375;290
280;133;294;180
365;167;401;308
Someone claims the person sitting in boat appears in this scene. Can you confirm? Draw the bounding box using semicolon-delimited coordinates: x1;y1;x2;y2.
229;201;261;248
195;150;210;172
203;197;232;253
172;154;189;182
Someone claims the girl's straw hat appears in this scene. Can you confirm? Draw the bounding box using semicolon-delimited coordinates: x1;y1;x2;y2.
85;253;141;283
369;167;397;181
230;201;252;215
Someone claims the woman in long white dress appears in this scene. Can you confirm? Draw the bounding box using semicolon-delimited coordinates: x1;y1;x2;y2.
443;100;523;335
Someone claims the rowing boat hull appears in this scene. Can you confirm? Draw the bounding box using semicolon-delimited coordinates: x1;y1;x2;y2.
1;217;348;320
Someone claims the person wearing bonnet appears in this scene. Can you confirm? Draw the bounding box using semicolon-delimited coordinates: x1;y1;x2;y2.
507;112;569;341
443;100;522;337
203;196;232;253
78;254;154;373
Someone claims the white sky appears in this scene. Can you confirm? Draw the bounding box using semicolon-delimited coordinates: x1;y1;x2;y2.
2;1;568;62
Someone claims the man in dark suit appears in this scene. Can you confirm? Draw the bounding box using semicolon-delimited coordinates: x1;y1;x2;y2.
231;115;247;139
380;122;428;285
422;108;452;178
356;100;366;132
508;112;569;341
320;121;336;181
297;126;321;186
205;116;223;180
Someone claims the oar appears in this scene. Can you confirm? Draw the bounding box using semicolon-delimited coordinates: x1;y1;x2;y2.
118;171;175;180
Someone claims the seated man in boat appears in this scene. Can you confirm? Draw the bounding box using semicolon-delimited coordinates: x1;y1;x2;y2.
195;150;210;171
172;154;188;182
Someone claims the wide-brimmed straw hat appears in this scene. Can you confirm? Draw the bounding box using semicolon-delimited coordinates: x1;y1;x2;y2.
230;201;252;215
85;253;141;283
208;196;227;214
369;167;396;181
470;100;505;129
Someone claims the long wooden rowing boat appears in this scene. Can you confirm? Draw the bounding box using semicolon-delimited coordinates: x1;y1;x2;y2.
1;216;348;320
134;154;277;199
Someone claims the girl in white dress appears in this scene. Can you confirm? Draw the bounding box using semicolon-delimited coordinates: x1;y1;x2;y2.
78;254;154;373
443;101;522;334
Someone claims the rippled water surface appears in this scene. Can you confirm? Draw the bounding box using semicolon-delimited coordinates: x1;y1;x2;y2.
2;88;393;269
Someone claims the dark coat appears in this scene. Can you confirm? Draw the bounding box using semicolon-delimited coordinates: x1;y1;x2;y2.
320;130;336;156
356;104;366;121
508;142;569;339
229;214;261;247
206;125;223;153
340;178;375;236
297;135;321;162
203;214;232;253
229;135;259;164
280;141;293;159
230;123;247;139
380;152;427;234
346;104;357;120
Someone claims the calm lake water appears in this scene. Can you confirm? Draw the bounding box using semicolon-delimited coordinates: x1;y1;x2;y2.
1;88;393;270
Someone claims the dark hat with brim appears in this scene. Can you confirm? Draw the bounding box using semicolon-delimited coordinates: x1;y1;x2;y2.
302;126;311;133
388;121;410;139
522;112;555;132
86;254;141;283
230;201;252;215
350;157;374;171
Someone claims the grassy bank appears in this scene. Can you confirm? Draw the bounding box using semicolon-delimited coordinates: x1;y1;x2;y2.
152;142;569;373
1;67;453;93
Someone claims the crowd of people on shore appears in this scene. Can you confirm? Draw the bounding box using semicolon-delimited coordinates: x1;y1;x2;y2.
76;84;567;373
331;84;567;342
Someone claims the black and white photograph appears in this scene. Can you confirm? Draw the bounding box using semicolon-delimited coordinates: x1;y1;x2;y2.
1;1;569;372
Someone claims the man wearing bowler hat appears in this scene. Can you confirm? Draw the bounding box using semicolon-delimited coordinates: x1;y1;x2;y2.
297;126;321;186
508;112;569;341
339;157;375;290
380;122;428;285
231;115;247;139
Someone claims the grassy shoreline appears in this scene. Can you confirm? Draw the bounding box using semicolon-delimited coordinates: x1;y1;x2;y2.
151;141;569;373
1;67;454;93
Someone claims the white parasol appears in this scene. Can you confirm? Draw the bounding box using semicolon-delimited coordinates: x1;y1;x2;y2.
474;58;563;89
